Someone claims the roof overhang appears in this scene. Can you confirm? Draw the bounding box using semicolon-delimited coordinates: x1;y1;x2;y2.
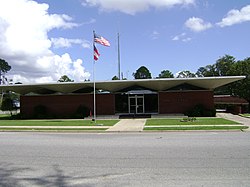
0;76;245;95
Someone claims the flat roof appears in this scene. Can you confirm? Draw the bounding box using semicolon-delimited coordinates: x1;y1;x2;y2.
0;76;245;95
214;95;249;105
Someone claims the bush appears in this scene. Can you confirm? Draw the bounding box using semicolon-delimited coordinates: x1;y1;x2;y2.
74;105;90;119
9;113;22;120
185;104;216;117
33;105;48;119
1;97;15;115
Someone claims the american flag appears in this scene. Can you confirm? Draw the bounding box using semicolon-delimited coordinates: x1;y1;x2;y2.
94;33;110;47
94;45;100;61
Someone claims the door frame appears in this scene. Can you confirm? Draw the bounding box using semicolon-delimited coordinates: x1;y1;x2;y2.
128;95;145;114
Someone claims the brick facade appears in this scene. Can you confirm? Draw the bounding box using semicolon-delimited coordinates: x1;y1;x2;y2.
20;90;214;118
159;91;214;114
20;94;115;118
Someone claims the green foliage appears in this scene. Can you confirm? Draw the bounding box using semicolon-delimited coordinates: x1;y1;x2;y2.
0;92;19;116
0;119;118;126
145;118;239;126
196;55;236;77
75;105;90;118
185;104;216;117
133;66;152;79
0;58;11;74
144;126;247;131
0;58;11;84
177;70;196;78
1;97;14;115
33;105;48;119
157;70;174;78
196;55;250;106
58;75;74;82
229;58;250;102
112;75;119;80
215;55;236;76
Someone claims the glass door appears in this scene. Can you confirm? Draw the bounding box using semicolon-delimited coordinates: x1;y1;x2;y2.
129;95;144;114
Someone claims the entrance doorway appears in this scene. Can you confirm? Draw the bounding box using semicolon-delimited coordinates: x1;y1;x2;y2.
129;95;144;114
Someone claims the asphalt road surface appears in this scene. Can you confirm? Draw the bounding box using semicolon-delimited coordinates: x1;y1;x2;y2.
0;132;250;187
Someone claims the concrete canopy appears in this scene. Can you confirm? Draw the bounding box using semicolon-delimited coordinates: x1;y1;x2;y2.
0;76;245;95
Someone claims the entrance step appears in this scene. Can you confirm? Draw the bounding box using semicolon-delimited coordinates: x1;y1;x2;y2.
119;114;151;119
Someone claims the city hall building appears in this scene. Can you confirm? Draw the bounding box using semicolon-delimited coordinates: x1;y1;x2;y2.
0;76;245;118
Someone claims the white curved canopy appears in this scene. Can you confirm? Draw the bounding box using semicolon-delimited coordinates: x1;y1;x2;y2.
0;76;245;95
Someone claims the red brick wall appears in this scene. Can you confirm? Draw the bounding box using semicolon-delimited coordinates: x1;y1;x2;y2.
159;91;214;114
20;91;214;117
20;94;115;118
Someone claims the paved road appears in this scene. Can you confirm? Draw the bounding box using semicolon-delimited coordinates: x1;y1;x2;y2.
0;132;250;187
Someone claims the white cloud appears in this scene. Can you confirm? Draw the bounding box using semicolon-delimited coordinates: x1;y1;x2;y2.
185;17;212;32
81;0;195;15
217;5;250;27
172;32;186;41
182;37;192;42
0;0;90;83
172;33;191;42
82;18;96;25
51;38;91;49
150;31;160;40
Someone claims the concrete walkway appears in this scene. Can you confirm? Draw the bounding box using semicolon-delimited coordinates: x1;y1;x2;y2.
217;113;250;131
106;119;146;132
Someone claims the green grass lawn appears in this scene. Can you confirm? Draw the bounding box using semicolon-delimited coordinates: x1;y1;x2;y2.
144;126;248;131
144;117;247;131
145;118;240;126
0;119;119;126
0;128;108;131
240;114;250;117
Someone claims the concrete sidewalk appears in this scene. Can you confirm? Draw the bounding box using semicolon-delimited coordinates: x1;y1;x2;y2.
217;113;250;131
106;119;146;132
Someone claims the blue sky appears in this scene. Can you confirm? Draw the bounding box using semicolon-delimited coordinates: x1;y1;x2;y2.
0;0;250;83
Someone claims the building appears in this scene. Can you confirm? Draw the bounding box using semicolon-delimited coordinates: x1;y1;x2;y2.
214;95;249;114
0;76;245;118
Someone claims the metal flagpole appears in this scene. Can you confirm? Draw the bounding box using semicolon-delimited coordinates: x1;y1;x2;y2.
117;32;121;80
93;30;96;122
92;31;109;123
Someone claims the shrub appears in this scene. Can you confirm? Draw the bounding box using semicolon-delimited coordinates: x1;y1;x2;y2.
185;104;216;117
74;105;90;119
1;97;15;115
33;105;48;119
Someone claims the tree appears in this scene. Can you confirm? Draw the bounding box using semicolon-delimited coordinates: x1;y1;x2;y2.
215;55;235;76
133;66;152;79
196;55;235;77
177;70;196;78
157;70;174;78
112;76;119;80
58;75;74;82
229;57;250;102
196;65;217;77
195;55;250;109
0;58;11;85
1;93;15;115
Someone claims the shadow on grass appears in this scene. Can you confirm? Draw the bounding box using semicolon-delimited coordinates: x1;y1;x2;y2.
0;113;21;120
